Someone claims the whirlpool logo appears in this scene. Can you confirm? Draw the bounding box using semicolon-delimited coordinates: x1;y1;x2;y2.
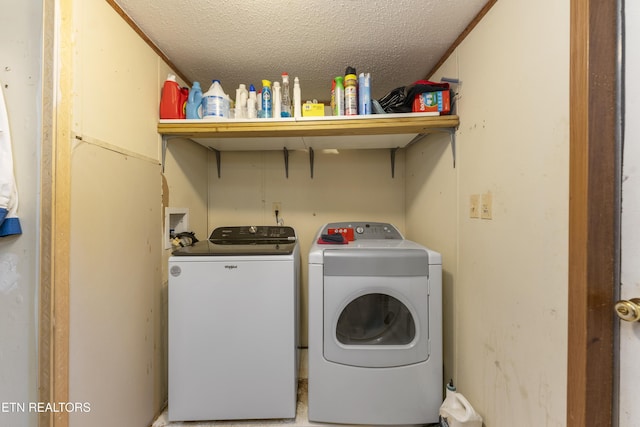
224;265;238;270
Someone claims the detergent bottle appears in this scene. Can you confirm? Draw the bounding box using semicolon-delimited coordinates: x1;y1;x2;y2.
186;82;203;119
179;86;188;118
159;74;182;119
439;380;482;427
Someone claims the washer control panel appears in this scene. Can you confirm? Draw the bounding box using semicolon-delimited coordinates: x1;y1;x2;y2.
209;226;297;242
322;222;403;240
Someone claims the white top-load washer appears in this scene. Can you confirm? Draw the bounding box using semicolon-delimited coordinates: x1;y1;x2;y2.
308;222;442;425
168;226;299;422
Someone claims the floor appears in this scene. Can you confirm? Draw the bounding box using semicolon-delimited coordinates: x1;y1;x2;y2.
151;351;438;427
151;378;331;427
151;350;357;427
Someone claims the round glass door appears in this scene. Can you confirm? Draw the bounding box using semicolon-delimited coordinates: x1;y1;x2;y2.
336;293;416;345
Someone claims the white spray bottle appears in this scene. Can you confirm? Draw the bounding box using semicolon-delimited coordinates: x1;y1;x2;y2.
293;77;302;118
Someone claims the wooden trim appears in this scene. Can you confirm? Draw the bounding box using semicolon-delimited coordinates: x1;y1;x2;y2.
105;0;191;85
39;2;55;425
426;0;498;78
39;0;72;426
158;115;459;139
567;0;618;425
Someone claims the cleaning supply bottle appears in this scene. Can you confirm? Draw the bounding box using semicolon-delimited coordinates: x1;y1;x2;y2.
179;87;189;118
235;84;248;119
281;73;292;117
202;80;228;119
330;78;336;113
224;93;231;118
293;77;302;118
261;80;272;118
333;76;344;116
247;84;257;119
344;66;358;116
273;81;282;118
159;74;182;119
439;380;483;427
186;81;203;119
358;72;371;115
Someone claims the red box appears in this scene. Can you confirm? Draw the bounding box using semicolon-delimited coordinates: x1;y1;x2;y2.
327;227;355;241
412;90;450;113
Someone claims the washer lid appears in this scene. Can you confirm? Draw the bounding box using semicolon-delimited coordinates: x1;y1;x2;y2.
171;240;297;256
172;225;298;257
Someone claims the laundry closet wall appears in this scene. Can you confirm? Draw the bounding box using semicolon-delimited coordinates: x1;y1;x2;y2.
208;150;405;345
406;0;570;425
64;0;207;426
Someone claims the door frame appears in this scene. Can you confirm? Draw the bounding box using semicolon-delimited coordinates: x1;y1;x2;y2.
567;0;619;425
37;0;620;426
39;0;72;426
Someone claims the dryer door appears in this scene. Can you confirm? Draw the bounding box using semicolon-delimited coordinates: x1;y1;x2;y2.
323;249;430;368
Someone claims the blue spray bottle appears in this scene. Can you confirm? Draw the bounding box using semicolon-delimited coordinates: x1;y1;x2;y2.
186;81;203;119
261;80;272;118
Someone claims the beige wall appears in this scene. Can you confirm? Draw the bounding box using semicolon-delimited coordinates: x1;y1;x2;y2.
59;0;569;426
208;148;405;344
407;0;570;425
67;0;207;425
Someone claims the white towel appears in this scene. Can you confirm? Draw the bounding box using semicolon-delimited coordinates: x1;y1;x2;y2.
0;85;22;237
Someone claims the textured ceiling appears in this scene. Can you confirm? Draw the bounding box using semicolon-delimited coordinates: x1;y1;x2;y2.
113;0;489;102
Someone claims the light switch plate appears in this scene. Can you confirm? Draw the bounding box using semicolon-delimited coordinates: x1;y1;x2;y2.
470;194;480;219
481;192;493;220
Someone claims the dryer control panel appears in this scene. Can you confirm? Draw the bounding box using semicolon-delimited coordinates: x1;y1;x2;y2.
323;222;403;240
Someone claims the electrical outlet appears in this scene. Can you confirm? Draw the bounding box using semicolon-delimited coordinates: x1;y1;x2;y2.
481;192;493;220
272;202;282;213
469;194;480;219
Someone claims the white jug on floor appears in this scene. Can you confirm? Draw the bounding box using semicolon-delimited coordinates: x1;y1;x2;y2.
439;380;483;427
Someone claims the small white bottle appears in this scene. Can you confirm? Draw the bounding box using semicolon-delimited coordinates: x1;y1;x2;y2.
293;77;302;118
235;84;248;119
273;81;282;119
247;84;257;119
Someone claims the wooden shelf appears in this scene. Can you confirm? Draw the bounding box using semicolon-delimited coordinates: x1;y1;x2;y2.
158;113;459;177
158;113;459;141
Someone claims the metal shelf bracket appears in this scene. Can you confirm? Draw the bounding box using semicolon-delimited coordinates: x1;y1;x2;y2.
161;135;169;172
211;148;221;178
406;128;457;168
283;147;289;178
309;147;315;179
390;147;399;178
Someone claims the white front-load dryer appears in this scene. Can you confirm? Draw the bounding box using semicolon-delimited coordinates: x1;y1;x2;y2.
308;222;442;425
